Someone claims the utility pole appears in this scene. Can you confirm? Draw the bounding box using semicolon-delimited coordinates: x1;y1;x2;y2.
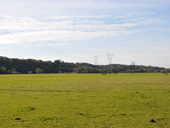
94;56;98;65
106;53;113;65
131;61;135;73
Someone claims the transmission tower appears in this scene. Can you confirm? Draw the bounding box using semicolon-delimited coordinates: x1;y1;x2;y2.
94;56;98;65
131;61;135;66
106;53;113;65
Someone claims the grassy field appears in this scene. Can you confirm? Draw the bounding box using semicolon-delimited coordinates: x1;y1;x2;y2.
0;73;170;128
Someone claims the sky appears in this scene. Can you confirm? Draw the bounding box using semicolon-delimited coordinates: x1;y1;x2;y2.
0;0;170;68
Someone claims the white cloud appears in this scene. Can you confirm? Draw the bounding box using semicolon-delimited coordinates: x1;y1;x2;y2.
0;14;160;31
0;14;162;46
0;30;140;45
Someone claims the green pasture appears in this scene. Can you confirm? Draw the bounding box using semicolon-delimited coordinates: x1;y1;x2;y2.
0;73;170;128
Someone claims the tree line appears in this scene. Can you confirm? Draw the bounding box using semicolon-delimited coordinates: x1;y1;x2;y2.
0;56;168;74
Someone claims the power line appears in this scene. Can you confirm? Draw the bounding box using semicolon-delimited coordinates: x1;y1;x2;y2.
0;31;93;63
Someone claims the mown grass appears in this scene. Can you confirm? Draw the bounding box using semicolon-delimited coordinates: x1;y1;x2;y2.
0;73;170;128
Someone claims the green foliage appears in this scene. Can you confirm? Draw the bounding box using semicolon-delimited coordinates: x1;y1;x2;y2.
0;56;166;74
0;66;7;74
28;71;33;74
35;68;44;74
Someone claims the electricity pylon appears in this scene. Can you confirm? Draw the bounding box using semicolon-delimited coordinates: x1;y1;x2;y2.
94;56;98;65
106;53;113;65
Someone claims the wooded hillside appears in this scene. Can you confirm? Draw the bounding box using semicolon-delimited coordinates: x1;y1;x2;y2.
0;56;167;74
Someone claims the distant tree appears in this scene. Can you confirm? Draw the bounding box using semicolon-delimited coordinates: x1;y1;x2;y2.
112;68;119;75
10;68;20;74
0;66;7;74
28;71;33;74
161;69;168;75
146;68;154;73
100;68;108;73
35;68;44;74
0;56;167;74
73;68;79;73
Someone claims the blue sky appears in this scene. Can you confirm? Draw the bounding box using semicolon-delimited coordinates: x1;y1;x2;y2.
0;0;170;68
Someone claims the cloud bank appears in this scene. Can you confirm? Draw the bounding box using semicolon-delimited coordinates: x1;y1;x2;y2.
0;14;161;45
